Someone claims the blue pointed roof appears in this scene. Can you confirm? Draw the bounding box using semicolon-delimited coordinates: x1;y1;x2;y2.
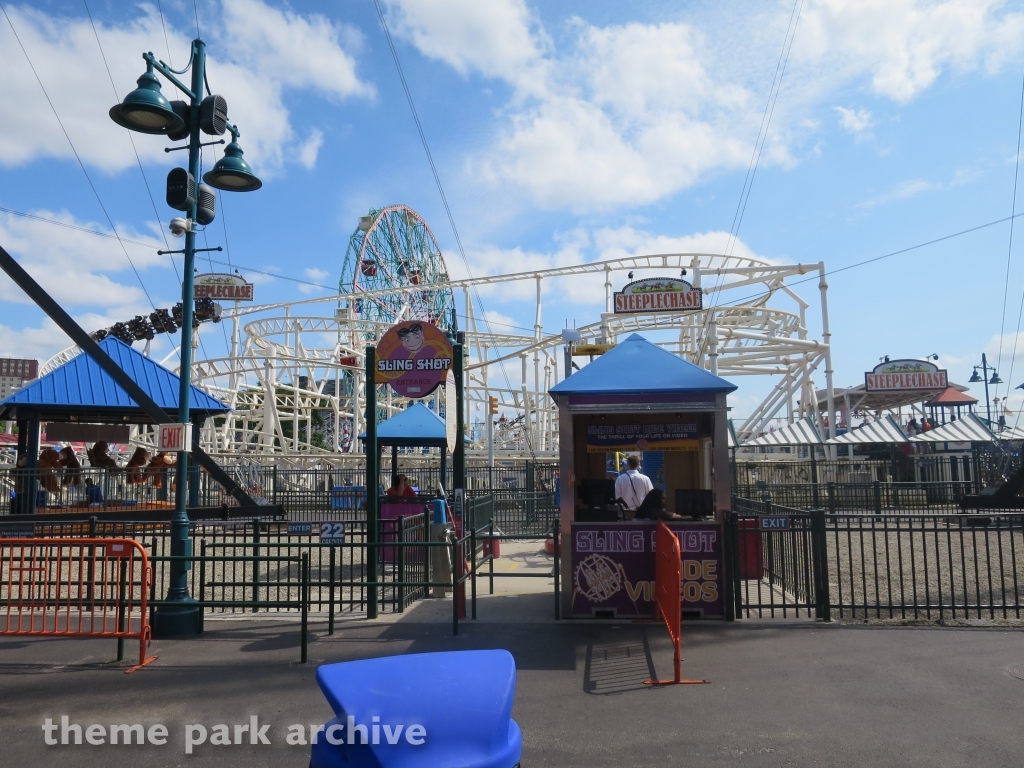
0;336;230;422
550;333;736;396
376;402;448;446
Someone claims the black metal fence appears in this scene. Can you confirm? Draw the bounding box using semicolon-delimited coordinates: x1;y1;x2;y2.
734;480;977;515
728;497;1024;622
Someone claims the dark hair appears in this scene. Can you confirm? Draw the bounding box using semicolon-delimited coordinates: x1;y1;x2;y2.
397;323;423;338
626;455;640;469
636;488;665;519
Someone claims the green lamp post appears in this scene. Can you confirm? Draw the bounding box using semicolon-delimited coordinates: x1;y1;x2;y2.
109;39;261;636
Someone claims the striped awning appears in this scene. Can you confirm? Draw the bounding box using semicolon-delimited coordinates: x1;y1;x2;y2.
997;425;1024;441
742;417;823;447
910;413;995;443
826;415;908;445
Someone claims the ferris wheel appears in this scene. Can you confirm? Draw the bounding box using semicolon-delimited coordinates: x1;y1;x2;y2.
339;205;457;334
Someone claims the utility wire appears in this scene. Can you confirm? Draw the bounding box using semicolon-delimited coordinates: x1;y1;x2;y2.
372;0;535;454
1;2;160;315
698;0;803;365
996;64;1024;415
84;1;188;364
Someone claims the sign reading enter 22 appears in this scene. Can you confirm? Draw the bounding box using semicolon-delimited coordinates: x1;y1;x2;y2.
375;320;453;398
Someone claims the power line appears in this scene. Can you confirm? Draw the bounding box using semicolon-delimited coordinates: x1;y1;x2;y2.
996;63;1024;414
84;0;187;364
371;0;535;454
1;1;160;314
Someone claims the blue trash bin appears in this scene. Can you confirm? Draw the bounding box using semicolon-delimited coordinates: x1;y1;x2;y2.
311;649;522;768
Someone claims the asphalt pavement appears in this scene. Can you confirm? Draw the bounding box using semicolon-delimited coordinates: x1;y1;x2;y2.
3;606;1023;767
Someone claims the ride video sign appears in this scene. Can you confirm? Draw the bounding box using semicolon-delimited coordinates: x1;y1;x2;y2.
571;521;723;619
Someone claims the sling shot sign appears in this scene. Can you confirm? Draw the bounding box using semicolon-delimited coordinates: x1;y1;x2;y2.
864;359;947;392
613;277;702;314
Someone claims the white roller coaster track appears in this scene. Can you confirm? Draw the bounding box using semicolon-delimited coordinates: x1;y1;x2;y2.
42;252;837;465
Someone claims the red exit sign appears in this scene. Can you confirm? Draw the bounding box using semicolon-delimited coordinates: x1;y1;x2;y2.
157;423;193;452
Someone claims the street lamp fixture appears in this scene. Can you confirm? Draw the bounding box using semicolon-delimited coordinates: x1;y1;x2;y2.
203;139;262;191
109;39;260;637
969;368;982;383
990;371;1003;385
108;64;185;135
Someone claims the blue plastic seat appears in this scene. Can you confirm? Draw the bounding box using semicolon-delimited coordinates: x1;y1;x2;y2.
311;650;522;768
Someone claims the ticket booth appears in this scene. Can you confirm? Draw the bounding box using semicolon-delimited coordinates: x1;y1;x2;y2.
549;334;736;619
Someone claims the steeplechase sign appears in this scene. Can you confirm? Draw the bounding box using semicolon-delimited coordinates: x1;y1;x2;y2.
864;359;947;392
613;277;702;314
194;273;254;301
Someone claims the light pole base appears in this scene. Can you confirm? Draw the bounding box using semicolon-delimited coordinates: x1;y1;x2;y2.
152;601;202;637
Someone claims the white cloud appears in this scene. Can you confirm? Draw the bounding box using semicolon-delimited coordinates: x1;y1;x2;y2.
297;129;324;170
298;266;331;294
389;0;1024;211
0;1;373;173
856;178;939;208
0;210;172;310
835;106;875;136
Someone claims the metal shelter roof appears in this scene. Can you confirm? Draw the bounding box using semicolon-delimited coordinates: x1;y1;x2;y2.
817;381;971;413
909;413;995;443
0;336;230;423
925;387;978;406
997;425;1024;440
549;334;737;397
826;415;908;445
742;417;823;447
373;402;448;447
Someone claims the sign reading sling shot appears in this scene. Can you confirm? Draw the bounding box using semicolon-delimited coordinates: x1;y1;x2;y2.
375;320;454;398
613;277;702;314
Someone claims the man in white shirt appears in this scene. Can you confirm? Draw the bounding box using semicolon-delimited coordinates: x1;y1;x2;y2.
614;455;654;516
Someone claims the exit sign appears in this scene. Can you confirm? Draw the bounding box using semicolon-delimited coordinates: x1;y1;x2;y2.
760;516;790;530
157;423;193;452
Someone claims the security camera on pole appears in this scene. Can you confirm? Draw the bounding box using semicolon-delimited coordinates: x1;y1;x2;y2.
109;39;262;636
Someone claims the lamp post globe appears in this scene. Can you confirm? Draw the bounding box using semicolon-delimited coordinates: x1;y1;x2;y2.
108;65;185;135
203;141;262;191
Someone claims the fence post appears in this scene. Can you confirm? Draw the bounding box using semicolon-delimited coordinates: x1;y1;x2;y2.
553;519;561;620
489;518;495;595
873;481;882;515
451;533;459;637
397;516;405;613
251;518;260;613
328;545;336;635
470;522;477;620
196;540;206;634
87;516;98;608
272;465;279;505
301;552;309;664
116;557;128;662
827;482;836;515
723;512;736;622
810;508;831;622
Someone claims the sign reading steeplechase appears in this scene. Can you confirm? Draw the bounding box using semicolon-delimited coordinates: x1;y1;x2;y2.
375;320;454;398
864;359;947;392
613;277;702;314
193;273;254;302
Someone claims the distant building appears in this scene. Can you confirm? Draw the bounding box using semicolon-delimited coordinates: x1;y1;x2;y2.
0;357;39;399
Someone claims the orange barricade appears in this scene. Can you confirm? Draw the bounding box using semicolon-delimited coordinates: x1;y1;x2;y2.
645;521;709;686
1;538;158;673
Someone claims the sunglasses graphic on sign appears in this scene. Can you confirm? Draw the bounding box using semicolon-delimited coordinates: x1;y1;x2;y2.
375;320;453;398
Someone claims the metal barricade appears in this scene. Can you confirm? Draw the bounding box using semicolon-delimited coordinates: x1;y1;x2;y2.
1;538;157;673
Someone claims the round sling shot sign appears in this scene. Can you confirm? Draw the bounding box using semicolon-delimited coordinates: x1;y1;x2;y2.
375;320;453;398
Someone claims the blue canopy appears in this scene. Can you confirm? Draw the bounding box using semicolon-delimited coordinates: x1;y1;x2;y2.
550;333;736;396
373;402;447;447
0;336;230;423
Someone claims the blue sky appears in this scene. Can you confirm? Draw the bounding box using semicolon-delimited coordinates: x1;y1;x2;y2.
2;0;1024;422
